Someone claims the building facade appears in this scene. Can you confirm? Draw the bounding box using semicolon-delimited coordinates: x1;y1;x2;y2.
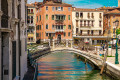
36;0;72;42
72;8;104;45
26;3;36;43
102;8;120;44
0;0;27;80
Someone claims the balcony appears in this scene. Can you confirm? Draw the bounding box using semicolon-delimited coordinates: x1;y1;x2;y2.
55;29;64;32
55;14;65;24
80;24;92;28
55;19;64;24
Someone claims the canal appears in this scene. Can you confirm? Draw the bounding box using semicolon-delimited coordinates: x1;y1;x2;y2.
37;52;112;80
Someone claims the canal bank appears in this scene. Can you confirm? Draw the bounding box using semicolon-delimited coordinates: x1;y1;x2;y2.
24;47;120;80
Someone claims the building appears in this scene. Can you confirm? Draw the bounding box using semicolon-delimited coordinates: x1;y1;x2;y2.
98;0;120;44
35;0;72;42
72;8;105;45
26;3;36;43
0;0;27;80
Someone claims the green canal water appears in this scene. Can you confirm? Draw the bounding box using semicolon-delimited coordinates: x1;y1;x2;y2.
37;52;112;80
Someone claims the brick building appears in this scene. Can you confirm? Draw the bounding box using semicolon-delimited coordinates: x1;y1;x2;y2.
35;0;72;42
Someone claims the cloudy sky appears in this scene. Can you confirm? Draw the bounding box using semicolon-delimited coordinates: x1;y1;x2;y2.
27;0;118;9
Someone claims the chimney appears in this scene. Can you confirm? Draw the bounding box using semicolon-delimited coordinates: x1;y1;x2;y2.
118;0;120;7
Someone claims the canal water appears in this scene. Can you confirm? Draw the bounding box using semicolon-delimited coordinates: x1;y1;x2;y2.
37;52;112;80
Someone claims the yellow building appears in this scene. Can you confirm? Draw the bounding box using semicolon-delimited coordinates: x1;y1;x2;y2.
26;3;36;43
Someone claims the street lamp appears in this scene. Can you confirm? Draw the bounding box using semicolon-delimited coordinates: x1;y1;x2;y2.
115;19;119;64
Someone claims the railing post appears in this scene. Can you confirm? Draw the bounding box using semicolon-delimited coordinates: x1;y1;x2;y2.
66;39;68;47
71;40;73;48
49;39;50;47
53;39;54;49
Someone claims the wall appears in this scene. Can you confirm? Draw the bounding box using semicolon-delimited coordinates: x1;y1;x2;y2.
36;5;72;41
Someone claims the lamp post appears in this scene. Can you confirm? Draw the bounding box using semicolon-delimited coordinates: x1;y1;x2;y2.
115;20;119;64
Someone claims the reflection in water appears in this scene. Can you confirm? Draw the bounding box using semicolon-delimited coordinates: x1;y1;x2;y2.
37;52;112;80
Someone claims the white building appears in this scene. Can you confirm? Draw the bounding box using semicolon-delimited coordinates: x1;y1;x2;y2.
72;8;105;45
0;0;27;80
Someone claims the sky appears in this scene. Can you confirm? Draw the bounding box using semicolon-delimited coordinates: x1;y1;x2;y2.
27;0;118;9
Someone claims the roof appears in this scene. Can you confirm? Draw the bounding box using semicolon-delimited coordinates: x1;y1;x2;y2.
105;9;120;14
97;7;114;10
72;8;103;12
26;3;35;7
38;1;72;7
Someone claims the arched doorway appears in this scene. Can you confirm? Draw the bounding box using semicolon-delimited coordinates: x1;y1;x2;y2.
57;34;61;43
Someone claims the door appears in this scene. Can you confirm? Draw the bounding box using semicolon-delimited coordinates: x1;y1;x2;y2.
57;34;61;43
2;32;9;80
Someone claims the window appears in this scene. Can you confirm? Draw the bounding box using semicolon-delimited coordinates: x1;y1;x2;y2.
40;15;41;21
64;25;66;29
76;12;79;17
37;25;39;30
84;21;86;26
91;13;94;18
40;25;41;30
52;7;55;11
27;16;30;23
99;30;101;35
46;33;48;36
80;20;82;27
56;7;58;11
64;32;66;37
80;12;83;18
68;32;70;36
68;25;71;29
52;15;54;20
36;33;39;37
68;7;71;11
92;21;94;27
31;9;33;13
31;16;33;23
88;30;90;35
46;14;48;20
88;13;90;18
80;30;82;35
76;28;78;34
99;13;102;18
58;7;61;11
61;7;63;11
64;15;66;20
76;20;78;27
52;25;55;29
99;21;102;27
88;21;90;26
37;16;38;22
46;6;48;10
46;24;48;29
68;15;70;20
27;9;30;13
91;30;94;35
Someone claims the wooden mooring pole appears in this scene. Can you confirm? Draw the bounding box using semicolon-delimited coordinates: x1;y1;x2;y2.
100;44;108;75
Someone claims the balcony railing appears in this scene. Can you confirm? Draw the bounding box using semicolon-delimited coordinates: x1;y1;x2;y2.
55;19;64;24
80;24;92;28
55;29;64;32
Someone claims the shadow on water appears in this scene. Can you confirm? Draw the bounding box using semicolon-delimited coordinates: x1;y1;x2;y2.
37;52;112;80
